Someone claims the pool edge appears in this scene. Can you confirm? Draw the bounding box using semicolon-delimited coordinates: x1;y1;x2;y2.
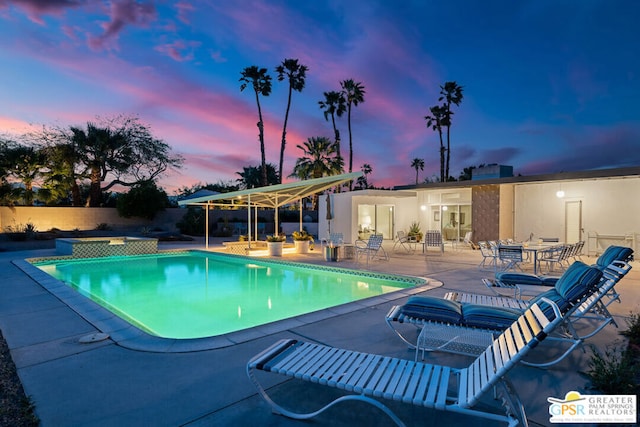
12;255;442;353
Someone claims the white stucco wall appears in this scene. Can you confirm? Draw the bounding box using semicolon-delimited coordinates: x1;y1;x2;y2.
514;177;640;254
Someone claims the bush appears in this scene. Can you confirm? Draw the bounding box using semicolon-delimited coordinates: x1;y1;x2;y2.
584;344;639;394
176;207;205;236
116;181;169;220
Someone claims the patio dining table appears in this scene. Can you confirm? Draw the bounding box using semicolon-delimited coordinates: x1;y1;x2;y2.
522;242;563;274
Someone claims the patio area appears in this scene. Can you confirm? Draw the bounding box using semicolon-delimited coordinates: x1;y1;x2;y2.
0;238;638;426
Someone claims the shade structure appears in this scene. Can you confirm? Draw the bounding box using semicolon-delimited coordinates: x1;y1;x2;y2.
178;172;363;247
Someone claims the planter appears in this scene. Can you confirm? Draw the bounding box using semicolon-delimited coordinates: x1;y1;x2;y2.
294;240;310;254
267;241;284;256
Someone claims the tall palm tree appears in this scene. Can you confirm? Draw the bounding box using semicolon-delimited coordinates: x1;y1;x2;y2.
355;163;372;189
318;90;346;167
411;158;425;184
240;66;272;187
275;58;308;184
290;136;343;210
340;79;366;180
424;105;446;182
439;81;464;181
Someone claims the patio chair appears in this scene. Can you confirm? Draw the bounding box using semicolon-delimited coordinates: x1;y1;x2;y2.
248;299;564;427
539;244;572;273
477;241;497;269
423;230;444;254
497;244;524;272
386;261;603;367
392;230;417;253
355;234;388;265
320;232;343;248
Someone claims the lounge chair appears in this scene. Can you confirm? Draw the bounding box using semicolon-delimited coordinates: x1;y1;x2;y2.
386;261;603;367
484;245;633;298
248;299;563;427
445;260;631;342
355;234;388;264
392;230;417;253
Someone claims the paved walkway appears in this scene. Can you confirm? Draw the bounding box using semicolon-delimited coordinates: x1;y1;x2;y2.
0;240;638;426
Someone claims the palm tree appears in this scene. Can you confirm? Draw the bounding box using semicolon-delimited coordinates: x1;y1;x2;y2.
318;90;346;167
424;105;446;182
439;81;464;181
411;158;425;184
275;58;308;184
4;144;45;205
290;136;343;210
340;79;366;180
236;164;278;189
240;66;272;186
355;163;372;189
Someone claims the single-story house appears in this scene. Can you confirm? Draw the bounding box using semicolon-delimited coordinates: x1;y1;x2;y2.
319;165;640;256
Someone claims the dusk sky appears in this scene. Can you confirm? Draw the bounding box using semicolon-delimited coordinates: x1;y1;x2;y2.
1;0;639;194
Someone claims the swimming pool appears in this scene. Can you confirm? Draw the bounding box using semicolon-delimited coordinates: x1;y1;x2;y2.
32;251;425;340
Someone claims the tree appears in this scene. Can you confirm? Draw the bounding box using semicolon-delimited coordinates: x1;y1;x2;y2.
236;164;279;189
240;66;272;187
424;105;446;182
275;58;308;184
439;81;464;181
411;158;425;184
116;181;169;220
340;79;366;181
69;116;183;207
318;90;346;167
354;163;372;190
3;144;46;205
290;136;343;210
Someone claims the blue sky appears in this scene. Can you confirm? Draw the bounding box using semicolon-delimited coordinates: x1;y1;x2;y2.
1;0;639;194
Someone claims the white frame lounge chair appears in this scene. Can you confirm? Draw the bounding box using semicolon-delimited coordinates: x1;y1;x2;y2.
248;299;563;427
385;261;604;368
484;245;633;298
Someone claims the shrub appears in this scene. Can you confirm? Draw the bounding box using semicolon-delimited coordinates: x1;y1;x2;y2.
176;207;205;236
584;344;639;394
116;181;169;220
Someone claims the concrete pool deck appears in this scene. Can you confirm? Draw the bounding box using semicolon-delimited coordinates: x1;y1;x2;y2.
1;238;638;426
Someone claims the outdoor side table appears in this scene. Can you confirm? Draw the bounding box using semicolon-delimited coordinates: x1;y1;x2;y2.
341;244;355;260
415;322;494;361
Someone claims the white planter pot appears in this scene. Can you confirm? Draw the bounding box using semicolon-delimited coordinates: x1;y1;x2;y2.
294;240;310;254
267;241;283;256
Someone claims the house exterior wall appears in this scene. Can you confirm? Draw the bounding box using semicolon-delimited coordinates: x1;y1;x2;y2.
514;177;640;255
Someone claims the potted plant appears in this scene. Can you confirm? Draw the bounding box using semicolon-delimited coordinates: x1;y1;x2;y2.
266;234;286;256
407;221;423;242
292;230;314;254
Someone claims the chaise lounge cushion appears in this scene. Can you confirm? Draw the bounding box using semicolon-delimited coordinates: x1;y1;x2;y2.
461;305;521;330
595;246;634;270
553;261;603;305
401;295;462;323
495;272;543;286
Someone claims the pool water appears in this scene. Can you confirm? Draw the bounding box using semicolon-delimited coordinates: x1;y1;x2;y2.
34;252;421;339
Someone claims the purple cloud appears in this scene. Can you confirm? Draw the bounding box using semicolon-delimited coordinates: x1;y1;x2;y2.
0;0;85;24
88;0;157;51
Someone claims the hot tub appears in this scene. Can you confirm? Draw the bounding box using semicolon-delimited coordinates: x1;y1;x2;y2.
55;236;158;258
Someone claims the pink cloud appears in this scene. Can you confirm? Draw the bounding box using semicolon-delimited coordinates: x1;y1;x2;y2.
154;39;201;62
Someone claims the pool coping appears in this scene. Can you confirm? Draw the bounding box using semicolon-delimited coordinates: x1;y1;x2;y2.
13;251;441;353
